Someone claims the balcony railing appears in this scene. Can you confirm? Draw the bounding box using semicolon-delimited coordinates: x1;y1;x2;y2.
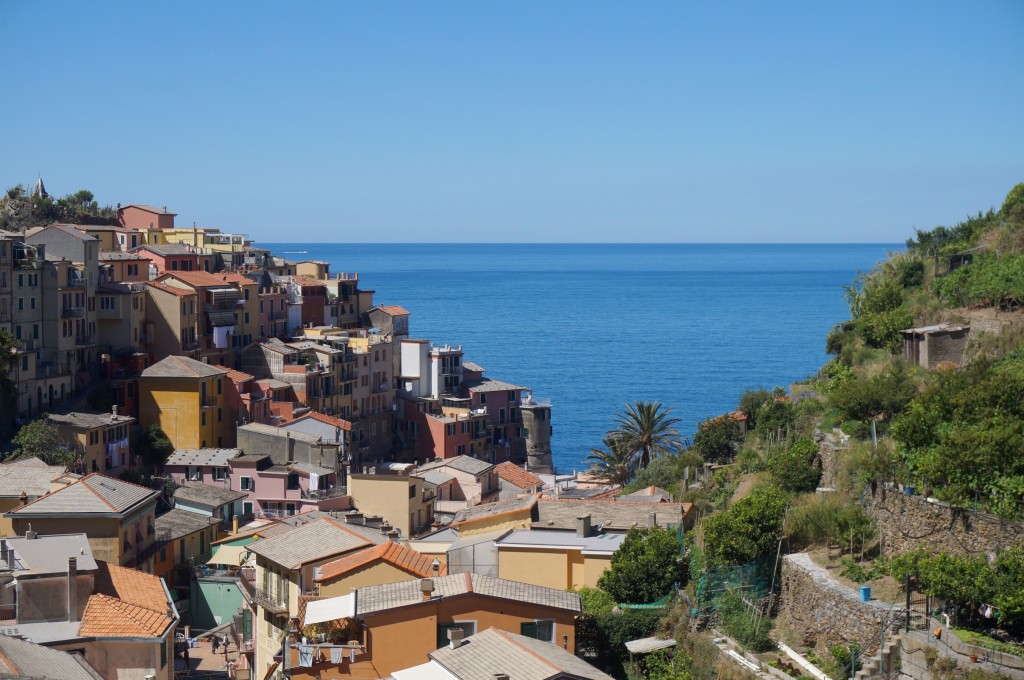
252;586;289;615
0;603;15;623
75;334;95;346
62;307;84;318
302;486;347;500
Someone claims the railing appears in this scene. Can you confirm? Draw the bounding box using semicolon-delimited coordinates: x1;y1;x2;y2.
0;603;15;623
302;486;347;500
252;586;289;615
66;275;85;288
62;307;84;318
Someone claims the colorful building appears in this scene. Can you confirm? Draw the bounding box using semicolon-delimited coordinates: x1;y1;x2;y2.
139;355;230;450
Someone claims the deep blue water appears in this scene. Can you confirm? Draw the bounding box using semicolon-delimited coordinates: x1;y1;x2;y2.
262;244;897;473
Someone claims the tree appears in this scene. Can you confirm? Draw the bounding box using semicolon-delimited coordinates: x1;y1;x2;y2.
702;485;787;567
598;526;683;604
8;417;78;467
135;424;173;471
767;437;821;494
691;415;742;464
585;433;634;488
828;359;917;427
612;401;682;469
623;453;680;496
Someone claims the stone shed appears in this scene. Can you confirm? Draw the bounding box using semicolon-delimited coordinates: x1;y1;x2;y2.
900;323;969;369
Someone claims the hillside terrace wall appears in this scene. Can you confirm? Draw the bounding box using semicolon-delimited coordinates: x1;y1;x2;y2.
777;553;905;656
864;486;1024;557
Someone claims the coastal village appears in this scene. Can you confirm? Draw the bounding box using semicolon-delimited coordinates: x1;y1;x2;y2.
3;180;1024;680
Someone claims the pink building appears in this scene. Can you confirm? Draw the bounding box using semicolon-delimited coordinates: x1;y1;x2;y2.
226;454;349;519
258;285;288;339
117;204;176;231
132;243;203;274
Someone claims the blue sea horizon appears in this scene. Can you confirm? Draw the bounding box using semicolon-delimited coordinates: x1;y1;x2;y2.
263;242;900;473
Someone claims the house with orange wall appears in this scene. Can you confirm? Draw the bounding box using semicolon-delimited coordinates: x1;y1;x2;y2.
315;541;446;597
287;572;581;680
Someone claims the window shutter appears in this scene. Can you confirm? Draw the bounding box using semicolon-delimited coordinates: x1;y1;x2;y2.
520;621;538;639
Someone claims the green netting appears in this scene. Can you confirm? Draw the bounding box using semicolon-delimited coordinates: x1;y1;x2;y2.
693;555;777;615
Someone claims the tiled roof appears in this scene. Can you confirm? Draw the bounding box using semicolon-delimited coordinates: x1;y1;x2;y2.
416;469;456;487
315;541;445;583
494;462;544;490
439;455;493;476
0;458;67;498
450;495;538;527
132;243;197;256
463;377;527;393
27;224;99;242
0;634;103;679
288;410;352;432
160;270;241;288
174;482;248;508
156;508;220;541
6;474;157;517
616;485;674;503
429;627;612;680
80;562;176;638
237;422;322;444
47;411;135;430
5;533;98;575
120;204;176;216
356;572;581;617
534;498;690;531
99;251;148;261
247;518;371;570
217;272;257;286
216;365;255;383
146;280;195;297
165;448;240;467
141;355;229;379
374;305;410;316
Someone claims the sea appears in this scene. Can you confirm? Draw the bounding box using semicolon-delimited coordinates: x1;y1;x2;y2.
262;243;898;474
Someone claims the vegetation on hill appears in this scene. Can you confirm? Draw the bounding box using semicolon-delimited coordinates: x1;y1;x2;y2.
0;185;118;231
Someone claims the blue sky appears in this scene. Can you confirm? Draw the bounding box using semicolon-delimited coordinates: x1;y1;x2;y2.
2;1;1022;243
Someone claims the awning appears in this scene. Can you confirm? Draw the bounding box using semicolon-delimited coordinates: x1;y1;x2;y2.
625;636;676;654
304;593;356;625
207;544;251;566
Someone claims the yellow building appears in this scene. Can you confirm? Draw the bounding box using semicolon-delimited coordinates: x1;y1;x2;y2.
315;540;444;597
5;473;160;571
47;410;136;475
246;518;374;680
347;474;435;539
495;524;624;591
139;355;230;450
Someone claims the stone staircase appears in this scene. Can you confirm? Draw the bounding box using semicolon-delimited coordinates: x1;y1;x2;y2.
855;633;902;679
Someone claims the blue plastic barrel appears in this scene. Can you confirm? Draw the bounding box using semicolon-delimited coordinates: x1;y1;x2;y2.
860;586;871;602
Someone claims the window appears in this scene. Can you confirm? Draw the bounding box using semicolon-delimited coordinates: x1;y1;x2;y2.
456;444;465;456
240;476;254;491
409;483;416;499
217;408;222;422
243;501;253;515
520;620;555;643
286;503;296;516
446;424;455;436
201;412;206;427
437;622;476;648
213;467;227;481
287;474;299;491
217;378;222;394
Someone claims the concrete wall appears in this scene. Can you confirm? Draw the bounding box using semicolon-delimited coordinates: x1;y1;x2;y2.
192;576;244;630
497;548;610;590
318;562;416;597
865;487;1024;557
777;553;905;656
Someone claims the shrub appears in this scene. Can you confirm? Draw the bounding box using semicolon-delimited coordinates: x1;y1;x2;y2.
767;437;821;493
703;486;787;567
598;526;683;604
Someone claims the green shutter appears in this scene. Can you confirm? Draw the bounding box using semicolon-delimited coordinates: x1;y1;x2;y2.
243;609;252;638
520;621;538;639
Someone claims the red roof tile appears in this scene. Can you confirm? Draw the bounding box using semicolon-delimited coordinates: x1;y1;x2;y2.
146;281;195;297
216;365;255;384
79;562;175;638
494;462;544;490
315;541;445;583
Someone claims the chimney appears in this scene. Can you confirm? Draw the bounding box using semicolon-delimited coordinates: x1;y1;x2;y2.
232;516;239;534
576;515;592;539
25;524;37;540
447;627;465;649
18;491;27;506
648;512;657;528
420;578;434;601
111;404;118;420
67;557;79;623
494;675;510;680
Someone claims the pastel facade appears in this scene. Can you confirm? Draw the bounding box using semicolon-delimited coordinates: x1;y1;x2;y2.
139;356;230;450
47;410;136;475
347;474;435;539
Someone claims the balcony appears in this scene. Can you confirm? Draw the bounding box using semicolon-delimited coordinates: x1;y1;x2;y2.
62;306;84;318
75;334;96;346
302;486;348;501
0;603;15;624
252;586;289;615
65;275;85;288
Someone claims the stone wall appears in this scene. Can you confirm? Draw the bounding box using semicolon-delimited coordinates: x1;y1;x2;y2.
865;487;1024;557
777;553;905;656
815;432;844;490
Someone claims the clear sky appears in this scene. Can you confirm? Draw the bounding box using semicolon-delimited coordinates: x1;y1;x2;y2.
2;1;1022;243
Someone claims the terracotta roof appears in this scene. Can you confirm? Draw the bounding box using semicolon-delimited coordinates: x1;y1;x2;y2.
294;410;352;432
159;270;239;288
315;541;445;583
494;462;544;490
375;305;410;316
146;280;195;297
80;562;175;638
217;272;257;286
216;365;255;384
142;355;229;379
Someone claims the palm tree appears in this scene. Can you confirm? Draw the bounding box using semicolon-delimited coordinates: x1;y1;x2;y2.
585;433;634;488
613;401;682;469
